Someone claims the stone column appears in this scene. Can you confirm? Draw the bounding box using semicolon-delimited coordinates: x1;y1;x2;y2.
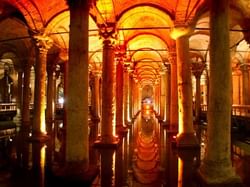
123;65;130;124
46;62;56;133
175;33;198;147
194;74;201;122
241;64;250;105
169;52;178;132
90;70;101;141
91;71;101;119
97;38;117;144
116;59;125;134
65;0;90;169
32;34;53;139
129;74;133;121
160;72;166;121
22;62;31;129
191;62;205;123
165;64;171;126
14;70;23;126
199;0;241;184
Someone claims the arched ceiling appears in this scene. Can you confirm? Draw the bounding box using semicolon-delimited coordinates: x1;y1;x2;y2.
1;0;250;89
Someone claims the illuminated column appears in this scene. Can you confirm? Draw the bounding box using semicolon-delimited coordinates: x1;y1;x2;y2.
92;71;101;120
155;82;160;115
32;34;52;139
98;38;116;143
129;74;133;120
171;28;198;147
169;52;178;131
160;72;166;121
191;62;205;123
241;64;250;105
46;62;56;132
116;59;125;133
123;65;130;124
22;62;31;129
165;64;171;125
65;0;89;169
14;70;23;125
199;0;241;184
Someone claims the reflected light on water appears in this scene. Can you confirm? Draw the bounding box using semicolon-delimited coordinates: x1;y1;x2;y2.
178;158;183;187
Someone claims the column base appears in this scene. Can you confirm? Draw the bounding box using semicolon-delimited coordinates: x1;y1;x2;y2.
94;136;119;149
52;163;99;187
198;160;242;186
176;132;200;148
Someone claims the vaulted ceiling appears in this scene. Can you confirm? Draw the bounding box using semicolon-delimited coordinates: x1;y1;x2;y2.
0;0;250;87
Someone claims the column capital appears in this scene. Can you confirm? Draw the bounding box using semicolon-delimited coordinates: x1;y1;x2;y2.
168;53;177;65
34;34;53;54
170;24;194;40
191;62;206;78
239;63;250;71
99;23;117;41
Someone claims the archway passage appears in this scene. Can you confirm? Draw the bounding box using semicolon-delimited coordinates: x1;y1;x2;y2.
132;101;161;186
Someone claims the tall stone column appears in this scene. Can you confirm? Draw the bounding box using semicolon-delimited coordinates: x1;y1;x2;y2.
22;62;31;130
169;52;178;131
160;72;166;121
171;28;198;147
165;64;171;126
32;34;52;139
129;74;133;120
241;64;250;105
191;62;205;123
199;0;241;184
65;0;90;170
116;59;125;134
46;62;56;133
90;70;101;141
91;71;101;120
14;70;23;126
123;65;130;124
96;38;117;144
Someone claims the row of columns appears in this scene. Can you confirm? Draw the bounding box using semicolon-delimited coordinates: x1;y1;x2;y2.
14;0;241;184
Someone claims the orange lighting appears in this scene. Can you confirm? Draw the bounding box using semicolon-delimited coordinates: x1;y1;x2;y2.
40;108;47;134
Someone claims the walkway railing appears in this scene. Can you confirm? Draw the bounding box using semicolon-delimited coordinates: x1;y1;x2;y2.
0;103;16;111
0;103;63;111
201;104;250;118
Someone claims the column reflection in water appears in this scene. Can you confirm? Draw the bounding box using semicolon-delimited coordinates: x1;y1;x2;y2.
32;143;46;187
165;132;178;187
115;135;129;187
177;149;199;187
100;149;116;187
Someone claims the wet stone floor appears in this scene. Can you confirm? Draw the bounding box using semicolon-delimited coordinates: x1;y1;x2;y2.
0;118;249;187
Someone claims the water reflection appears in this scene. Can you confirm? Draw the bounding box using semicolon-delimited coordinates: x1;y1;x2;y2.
0;118;250;187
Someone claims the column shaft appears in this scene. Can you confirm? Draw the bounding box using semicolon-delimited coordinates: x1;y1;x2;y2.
165;66;171;125
66;0;89;166
199;0;240;183
101;39;115;142
123;68;130;124
170;56;178;131
160;73;166;121
195;75;201;122
46;64;55;131
14;70;23;125
242;66;249;105
176;35;198;147
22;63;31;127
116;61;124;132
33;47;49;136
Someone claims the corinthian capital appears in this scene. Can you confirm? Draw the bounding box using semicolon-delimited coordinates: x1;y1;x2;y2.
34;34;53;54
